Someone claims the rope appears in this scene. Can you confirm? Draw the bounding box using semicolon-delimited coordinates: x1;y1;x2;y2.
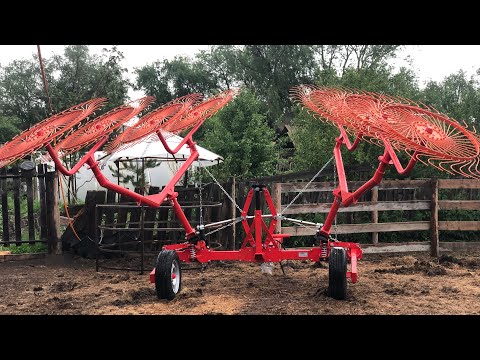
280;156;334;216
36;46;54;115
202;164;243;214
37;45;81;242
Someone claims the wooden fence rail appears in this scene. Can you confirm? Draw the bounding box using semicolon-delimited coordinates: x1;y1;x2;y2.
274;178;480;256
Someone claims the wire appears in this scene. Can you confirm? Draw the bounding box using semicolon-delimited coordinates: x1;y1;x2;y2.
202;164;243;213
280;156;334;216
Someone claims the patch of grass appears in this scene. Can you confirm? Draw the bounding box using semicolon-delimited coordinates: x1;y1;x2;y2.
0;243;47;254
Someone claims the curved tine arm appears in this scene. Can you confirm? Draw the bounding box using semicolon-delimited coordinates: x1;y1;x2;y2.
338;125;362;151
156;130;193;155
46;136;109;176
156;116;206;155
382;138;418;176
85;157;160;208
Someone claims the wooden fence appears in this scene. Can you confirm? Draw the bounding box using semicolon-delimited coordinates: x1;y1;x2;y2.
272;178;480;255
0;165;60;253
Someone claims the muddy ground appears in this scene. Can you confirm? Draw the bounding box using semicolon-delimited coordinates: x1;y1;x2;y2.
1;251;480;315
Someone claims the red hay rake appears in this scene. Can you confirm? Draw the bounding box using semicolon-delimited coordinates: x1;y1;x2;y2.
2;86;480;301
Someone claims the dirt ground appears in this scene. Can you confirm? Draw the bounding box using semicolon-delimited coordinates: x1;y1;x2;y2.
1;251;480;315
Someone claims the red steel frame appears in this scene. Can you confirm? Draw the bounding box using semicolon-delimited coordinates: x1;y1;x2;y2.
45;116;420;286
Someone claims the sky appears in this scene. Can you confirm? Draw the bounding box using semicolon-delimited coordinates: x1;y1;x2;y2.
1;45;479;99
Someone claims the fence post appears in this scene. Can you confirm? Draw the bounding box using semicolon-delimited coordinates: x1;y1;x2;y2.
430;178;439;257
37;164;48;242
13;166;21;246
45;171;61;255
272;182;282;234
371;186;379;244
22;167;36;245
1;167;9;246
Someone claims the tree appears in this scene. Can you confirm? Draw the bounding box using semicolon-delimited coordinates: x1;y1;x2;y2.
134;55;219;109
0;115;21;143
314;45;403;77
421;70;480;129
200;91;277;180
236;45;317;127
195;45;240;91
48;45;130;112
134;62;173;108
0;45;130;132
0;58;47;129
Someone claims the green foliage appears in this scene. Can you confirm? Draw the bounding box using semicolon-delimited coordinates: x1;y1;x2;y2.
48;45;130;112
421;70;480;129
0;243;47;254
135;53;221;109
0;115;21;143
0;58;47;129
235;45;317;126
200;91;277;180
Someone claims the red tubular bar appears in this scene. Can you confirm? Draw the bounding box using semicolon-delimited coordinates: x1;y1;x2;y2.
170;195;196;238
319;127;419;238
47;142;161;208
86;158;161;208
46;137;108;176
144;134;199;205
254;210;263;258
320;132;396;236
347;148;390;206
350;248;358;283
383;138;418;175
46;135;200;210
321;197;342;235
333;137;349;194
338;125;362;151
156;130;192;155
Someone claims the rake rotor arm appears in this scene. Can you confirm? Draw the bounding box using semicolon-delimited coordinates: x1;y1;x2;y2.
156;130;191;155
382;138;418;176
46;137;162;208
320;135;392;237
320;135;419;237
144;138;199;206
338;125;362;151
46;137;109;176
156;117;206;155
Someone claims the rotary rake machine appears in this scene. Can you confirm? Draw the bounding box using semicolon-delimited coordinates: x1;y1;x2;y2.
1;87;479;301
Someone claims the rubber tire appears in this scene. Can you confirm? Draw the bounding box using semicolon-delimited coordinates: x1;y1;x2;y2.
155;250;182;300
327;247;347;300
